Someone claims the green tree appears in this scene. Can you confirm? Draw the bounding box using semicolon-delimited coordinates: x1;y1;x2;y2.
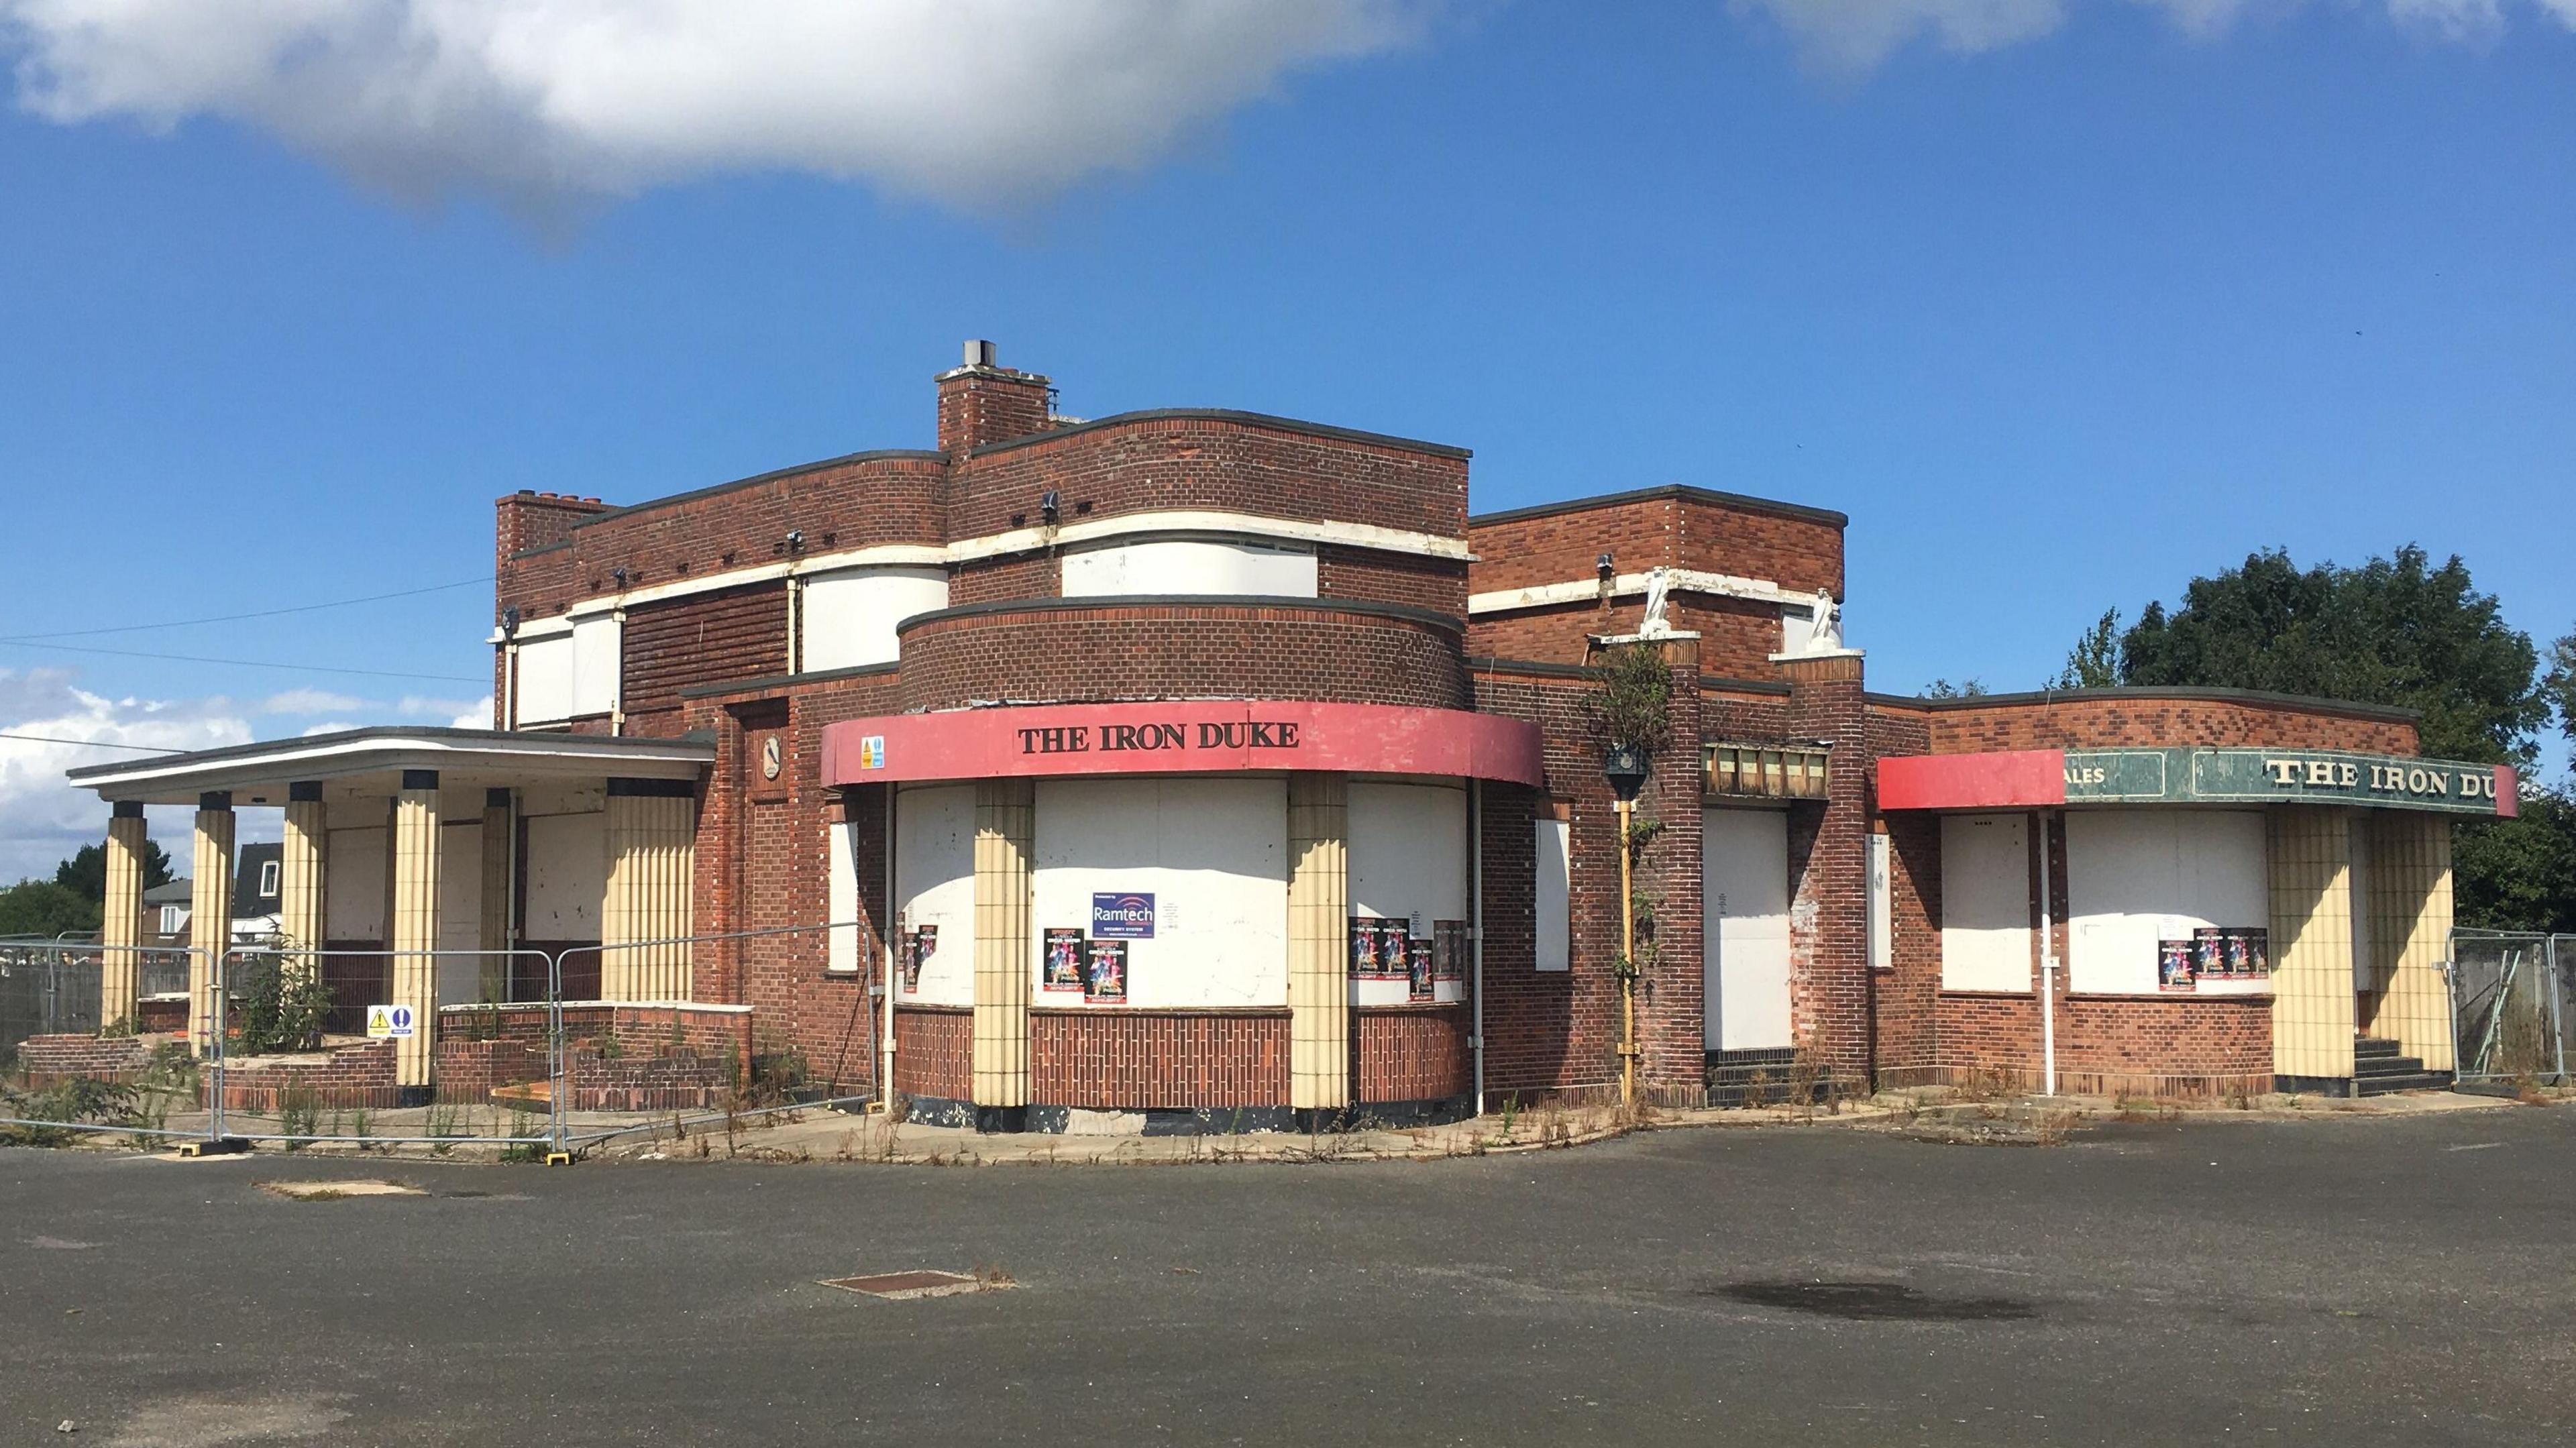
2116;545;2544;765
2454;787;2576;934
52;839;176;903
1921;678;1988;698
0;880;104;938
2049;609;2121;690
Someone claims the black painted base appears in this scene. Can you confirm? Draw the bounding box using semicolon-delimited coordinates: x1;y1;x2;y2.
1027;1104;1298;1136
973;1105;1029;1135
900;1094;977;1130
395;1086;435;1109
900;1095;1477;1135
2273;1074;2357;1099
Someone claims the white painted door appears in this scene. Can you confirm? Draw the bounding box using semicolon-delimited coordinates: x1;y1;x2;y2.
1704;807;1792;1051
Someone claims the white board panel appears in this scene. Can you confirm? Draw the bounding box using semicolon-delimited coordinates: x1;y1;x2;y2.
1941;813;2032;993
828;819;861;975
1060;537;1318;598
1348;781;1468;1005
1705;807;1792;1050
1030;777;1288;1008
571;614;621;718
435;820;485;1003
1868;832;1894;973
515;633;574;726
894;784;977;1007
2064;810;2267;995
523;812;605;942
803;566;949;672
1534;816;1571;973
324;826;386;941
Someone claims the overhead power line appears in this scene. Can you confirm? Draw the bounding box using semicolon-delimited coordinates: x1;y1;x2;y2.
0;639;486;685
0;575;492;643
0;731;186;753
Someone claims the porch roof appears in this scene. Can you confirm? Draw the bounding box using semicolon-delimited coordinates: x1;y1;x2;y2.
66;726;714;805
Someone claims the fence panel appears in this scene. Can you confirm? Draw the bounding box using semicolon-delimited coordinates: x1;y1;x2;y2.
2451;930;2567;1087
1;944;213;1148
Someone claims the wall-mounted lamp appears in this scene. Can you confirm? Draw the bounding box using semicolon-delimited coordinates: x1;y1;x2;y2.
611;566;629;590
1040;490;1061;527
500;604;521;638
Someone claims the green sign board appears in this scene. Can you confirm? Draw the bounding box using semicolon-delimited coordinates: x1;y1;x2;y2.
2061;748;2508;816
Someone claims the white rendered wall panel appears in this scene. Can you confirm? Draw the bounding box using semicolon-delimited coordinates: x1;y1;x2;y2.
803;566;949;672
523;812;606;942
1060;537;1318;598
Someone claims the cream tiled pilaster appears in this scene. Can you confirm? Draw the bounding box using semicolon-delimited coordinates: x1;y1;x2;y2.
971;779;1034;1114
602;779;696;1001
100;803;148;1028
2365;811;2455;1072
1287;773;1352;1113
388;770;443;1092
2268;805;2357;1085
187;793;235;1058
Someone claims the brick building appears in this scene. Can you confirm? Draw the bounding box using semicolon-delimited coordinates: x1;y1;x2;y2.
68;342;2517;1121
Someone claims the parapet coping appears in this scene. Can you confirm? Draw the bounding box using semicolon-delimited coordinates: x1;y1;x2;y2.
969;408;1470;461
894;593;1466;635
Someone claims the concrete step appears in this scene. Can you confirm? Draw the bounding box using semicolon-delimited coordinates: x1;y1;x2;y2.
2356;1053;2428;1078
2355;1036;2404;1059
2357;1072;2453;1097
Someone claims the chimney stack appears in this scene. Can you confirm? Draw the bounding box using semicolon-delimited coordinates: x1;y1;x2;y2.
935;340;1052;456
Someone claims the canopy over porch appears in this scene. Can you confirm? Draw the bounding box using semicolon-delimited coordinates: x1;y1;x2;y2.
67;728;715;1100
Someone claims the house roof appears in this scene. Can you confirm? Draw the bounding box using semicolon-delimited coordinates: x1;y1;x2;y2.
233;842;282;917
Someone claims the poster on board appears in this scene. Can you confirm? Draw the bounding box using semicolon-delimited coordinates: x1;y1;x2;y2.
1375;918;1411;980
2157;939;2195;993
1349;917;1380;977
1084;939;1128;1003
2192;927;2228;980
2226;928;2269;978
1042;928;1085;992
1407;939;1434;1001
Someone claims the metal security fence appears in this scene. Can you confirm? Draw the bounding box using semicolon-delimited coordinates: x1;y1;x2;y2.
2450;931;2573;1087
1;923;879;1158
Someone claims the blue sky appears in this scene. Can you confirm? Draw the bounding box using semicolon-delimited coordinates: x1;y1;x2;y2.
1;0;2570;875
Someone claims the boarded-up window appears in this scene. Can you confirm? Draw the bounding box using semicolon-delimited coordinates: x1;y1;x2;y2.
1940;813;2031;993
2065;810;2267;996
1030;777;1288;1009
893;784;976;1007
514;632;575;726
1348;781;1468;1006
1534;816;1572;973
803;566;948;672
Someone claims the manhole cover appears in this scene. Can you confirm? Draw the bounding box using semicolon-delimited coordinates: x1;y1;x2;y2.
1711;1279;2035;1321
820;1270;1003;1300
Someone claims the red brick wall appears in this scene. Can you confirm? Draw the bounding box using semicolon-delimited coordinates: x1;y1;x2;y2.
1470;660;1706;1104
949;553;1058;606
1468;594;1782;675
1316;546;1468;616
953;414;1468;543
1923;694;2418;755
1467;491;1843;602
13;1034;150;1082
896;602;1468;712
892;1005;970;1101
1028;1009;1290;1109
1355;1005;1470;1102
937;366;1052;455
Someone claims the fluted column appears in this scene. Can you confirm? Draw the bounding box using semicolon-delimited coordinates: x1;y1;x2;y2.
2366;812;2455;1073
100;803;148;1029
186;793;235;1058
277;782;327;965
388;770;443;1093
478;787;515;1001
971;779;1034;1119
2269;806;2357;1089
602;780;696;1001
1287;774;1352;1113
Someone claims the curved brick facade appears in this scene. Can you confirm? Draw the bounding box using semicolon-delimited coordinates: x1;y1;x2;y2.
894;598;1469;712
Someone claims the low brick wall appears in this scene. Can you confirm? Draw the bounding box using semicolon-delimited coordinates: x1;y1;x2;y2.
209;1038;402;1111
569;1050;730;1111
1356;1005;1470;1104
13;1034;151;1084
136;998;187;1034
433;1038;550;1104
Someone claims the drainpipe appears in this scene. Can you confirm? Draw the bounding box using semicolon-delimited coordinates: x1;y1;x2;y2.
2037;808;2058;1097
1470;779;1486;1117
879;786;898;1111
499;606;520;731
609;601;629;737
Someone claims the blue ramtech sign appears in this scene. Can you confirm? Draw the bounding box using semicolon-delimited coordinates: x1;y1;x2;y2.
1091;892;1156;940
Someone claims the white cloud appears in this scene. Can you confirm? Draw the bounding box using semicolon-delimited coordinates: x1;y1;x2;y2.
261;687;368;715
0;0;1429;213
1733;0;2576;70
298;721;360;737
0;667;250;885
445;695;495;729
394;693;486;721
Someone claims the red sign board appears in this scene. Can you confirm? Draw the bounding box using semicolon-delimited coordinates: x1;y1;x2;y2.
821;701;1545;787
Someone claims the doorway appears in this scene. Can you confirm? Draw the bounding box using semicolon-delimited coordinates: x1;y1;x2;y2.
1704;807;1792;1051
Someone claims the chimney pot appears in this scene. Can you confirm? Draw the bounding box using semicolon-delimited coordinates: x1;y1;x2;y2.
965;339;997;369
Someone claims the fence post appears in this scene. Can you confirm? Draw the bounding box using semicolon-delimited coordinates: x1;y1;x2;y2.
208;950;227;1148
2552;936;2569;1087
547;948;570;1164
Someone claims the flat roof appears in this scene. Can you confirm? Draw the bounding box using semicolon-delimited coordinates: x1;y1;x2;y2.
1868;685;2421;724
1468;483;1847;531
969;408;1471;461
68;726;713;804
